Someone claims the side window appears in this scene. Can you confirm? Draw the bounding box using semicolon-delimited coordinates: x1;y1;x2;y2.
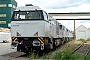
43;11;48;20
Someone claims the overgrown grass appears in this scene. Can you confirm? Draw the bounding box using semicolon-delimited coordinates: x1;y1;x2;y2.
28;51;39;59
52;51;62;59
78;38;86;43
72;38;75;40
51;41;85;60
86;38;90;41
62;52;84;60
27;39;90;59
78;38;90;43
84;54;90;60
41;53;50;59
52;51;84;60
63;46;75;52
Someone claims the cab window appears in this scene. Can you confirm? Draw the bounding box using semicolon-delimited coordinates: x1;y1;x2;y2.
43;11;48;20
12;10;44;21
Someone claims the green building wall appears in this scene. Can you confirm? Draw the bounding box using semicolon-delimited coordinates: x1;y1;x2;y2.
0;0;17;28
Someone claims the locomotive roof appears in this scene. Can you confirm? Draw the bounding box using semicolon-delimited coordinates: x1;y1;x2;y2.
15;6;42;11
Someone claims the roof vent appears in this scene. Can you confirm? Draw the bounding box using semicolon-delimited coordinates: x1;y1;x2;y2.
25;4;33;6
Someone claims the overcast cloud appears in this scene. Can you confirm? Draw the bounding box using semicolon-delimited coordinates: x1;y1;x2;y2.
15;0;90;31
15;0;90;13
58;20;90;31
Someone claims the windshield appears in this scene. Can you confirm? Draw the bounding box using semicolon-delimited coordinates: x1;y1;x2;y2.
12;10;44;21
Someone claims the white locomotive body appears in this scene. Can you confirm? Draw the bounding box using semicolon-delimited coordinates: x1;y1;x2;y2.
11;4;73;53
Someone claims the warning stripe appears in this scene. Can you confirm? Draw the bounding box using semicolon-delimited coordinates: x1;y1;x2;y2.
40;36;44;42
12;37;17;42
38;38;44;44
14;38;17;42
12;37;15;39
38;37;44;44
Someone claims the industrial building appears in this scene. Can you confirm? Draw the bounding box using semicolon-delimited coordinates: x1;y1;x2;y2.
0;0;17;28
88;28;90;39
76;25;90;40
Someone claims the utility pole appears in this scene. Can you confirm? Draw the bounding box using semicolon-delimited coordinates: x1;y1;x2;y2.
74;20;76;40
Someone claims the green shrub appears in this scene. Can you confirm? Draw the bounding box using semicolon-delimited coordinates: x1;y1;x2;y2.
87;38;90;41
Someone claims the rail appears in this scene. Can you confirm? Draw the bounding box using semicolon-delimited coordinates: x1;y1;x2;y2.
71;43;90;60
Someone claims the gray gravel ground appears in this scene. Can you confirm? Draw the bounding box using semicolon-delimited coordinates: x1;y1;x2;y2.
0;43;17;60
0;43;17;55
0;56;55;60
0;43;55;60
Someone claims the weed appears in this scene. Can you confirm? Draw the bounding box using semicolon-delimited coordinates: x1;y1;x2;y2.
52;51;62;59
78;38;86;43
52;50;84;60
41;53;49;59
86;38;90;41
51;42;84;60
63;45;75;53
84;54;90;60
28;51;39;59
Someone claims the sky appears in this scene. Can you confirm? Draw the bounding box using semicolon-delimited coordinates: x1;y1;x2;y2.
15;0;90;31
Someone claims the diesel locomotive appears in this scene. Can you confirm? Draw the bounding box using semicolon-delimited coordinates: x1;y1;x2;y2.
11;4;73;53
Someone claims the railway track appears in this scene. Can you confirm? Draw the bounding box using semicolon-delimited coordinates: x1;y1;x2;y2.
0;52;26;59
71;43;90;60
0;50;49;59
0;41;84;59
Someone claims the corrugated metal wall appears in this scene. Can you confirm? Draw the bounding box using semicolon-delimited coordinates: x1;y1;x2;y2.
0;32;11;42
0;0;17;28
76;25;89;40
88;28;90;38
